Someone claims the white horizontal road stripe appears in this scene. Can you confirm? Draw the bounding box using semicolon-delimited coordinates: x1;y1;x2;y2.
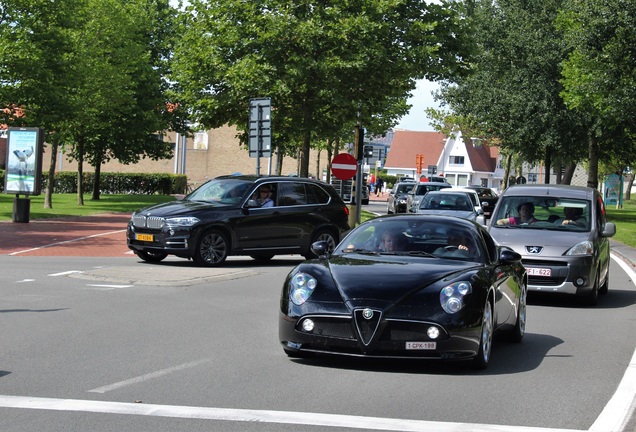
84;284;133;290
9;230;126;256
88;359;211;393
48;271;83;277
0;395;580;432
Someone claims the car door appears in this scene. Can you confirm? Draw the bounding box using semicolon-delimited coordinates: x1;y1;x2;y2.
273;181;315;252
233;182;286;251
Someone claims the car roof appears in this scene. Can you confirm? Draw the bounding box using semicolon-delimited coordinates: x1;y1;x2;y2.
215;175;327;185
501;184;595;200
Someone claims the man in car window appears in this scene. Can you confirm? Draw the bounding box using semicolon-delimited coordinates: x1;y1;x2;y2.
557;207;587;227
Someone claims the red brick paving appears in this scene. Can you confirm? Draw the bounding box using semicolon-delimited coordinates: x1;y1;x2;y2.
0;213;133;257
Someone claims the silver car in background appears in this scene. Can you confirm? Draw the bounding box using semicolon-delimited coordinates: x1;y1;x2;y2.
488;184;615;305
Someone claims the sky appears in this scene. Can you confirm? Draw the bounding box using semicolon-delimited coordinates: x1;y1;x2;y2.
395;79;441;132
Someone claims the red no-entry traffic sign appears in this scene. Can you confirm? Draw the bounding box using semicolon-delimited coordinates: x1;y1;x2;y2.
331;153;358;180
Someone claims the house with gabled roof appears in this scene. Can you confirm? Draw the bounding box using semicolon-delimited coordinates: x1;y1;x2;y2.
385;129;504;189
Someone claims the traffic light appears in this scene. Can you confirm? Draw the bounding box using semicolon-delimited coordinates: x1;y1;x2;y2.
364;145;374;158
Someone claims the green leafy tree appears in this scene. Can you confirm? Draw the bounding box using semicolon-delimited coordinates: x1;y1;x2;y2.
432;0;589;186
171;0;471;177
558;0;636;188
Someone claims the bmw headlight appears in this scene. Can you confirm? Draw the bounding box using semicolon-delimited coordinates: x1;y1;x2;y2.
290;272;317;305
440;281;472;314
565;241;593;256
165;217;200;227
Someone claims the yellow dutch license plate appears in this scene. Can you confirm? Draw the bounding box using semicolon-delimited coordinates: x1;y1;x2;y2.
135;233;154;242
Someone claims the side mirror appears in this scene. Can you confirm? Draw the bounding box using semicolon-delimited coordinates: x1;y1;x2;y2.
500;247;522;263
602;221;616;238
481;201;489;208
310;240;330;259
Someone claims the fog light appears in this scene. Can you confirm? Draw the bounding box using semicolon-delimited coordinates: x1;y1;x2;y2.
302;319;315;332
427;326;440;339
575;277;585;286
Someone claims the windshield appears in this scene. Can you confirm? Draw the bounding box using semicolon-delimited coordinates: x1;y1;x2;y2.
396;184;414;194
492;196;590;231
420;193;473;211
187;179;253;204
339;219;484;262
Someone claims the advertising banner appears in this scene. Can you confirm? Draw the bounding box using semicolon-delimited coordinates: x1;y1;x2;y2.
4;127;43;195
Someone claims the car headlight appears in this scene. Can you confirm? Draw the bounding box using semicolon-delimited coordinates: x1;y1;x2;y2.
165;217;200;227
565;240;593;256
440;281;472;314
290;272;317;305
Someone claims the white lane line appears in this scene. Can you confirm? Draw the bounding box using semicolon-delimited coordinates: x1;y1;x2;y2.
48;271;83;277
589;255;636;431
84;284;134;290
0;395;580;432
9;230;126;256
88;359;211;393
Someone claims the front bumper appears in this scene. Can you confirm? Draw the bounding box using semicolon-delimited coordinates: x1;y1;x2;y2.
522;255;597;295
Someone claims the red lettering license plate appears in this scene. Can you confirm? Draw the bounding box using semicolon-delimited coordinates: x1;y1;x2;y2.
527;267;551;277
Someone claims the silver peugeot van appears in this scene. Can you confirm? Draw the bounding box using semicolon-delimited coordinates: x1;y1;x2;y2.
488;184;615;305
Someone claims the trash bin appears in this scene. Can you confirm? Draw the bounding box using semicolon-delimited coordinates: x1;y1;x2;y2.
13;197;30;223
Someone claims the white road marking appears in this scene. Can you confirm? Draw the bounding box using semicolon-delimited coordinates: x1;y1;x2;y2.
0;395;580;432
9;230;126;256
88;359;211;393
15;279;35;283
589;254;636;432
48;271;83;277
84;284;134;290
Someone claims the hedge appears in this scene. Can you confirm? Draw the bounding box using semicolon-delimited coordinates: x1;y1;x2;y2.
0;170;188;195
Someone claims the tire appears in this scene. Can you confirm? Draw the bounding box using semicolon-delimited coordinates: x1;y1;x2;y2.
250;254;274;262
599;271;609;295
136;250;168;263
304;230;338;260
581;272;599;306
472;299;494;370
510;283;527;343
193;229;228;266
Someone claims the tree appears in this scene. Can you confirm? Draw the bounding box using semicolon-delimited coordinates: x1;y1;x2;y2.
171;0;472;177
432;0;590;185
558;0;636;188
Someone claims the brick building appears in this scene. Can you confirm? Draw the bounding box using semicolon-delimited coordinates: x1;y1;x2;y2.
2;125;329;185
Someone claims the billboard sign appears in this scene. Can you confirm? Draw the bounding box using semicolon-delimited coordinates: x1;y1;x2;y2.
4;127;44;195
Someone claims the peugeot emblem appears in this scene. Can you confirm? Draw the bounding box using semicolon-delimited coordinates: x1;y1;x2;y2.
362;308;374;320
527;246;543;254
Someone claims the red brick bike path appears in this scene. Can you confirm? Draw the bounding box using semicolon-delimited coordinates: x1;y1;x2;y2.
0;213;133;257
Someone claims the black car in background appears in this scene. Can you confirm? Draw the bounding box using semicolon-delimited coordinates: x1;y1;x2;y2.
127;175;350;266
461;186;499;219
387;180;417;213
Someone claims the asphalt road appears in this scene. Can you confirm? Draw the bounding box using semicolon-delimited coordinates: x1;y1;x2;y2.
0;209;635;431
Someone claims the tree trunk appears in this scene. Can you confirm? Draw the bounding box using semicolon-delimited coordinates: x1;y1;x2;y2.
92;162;101;200
587;135;599;189
544;146;552;184
300;131;311;178
502;153;513;190
44;139;58;209
77;138;84;205
325;138;334;184
562;163;576;185
626;173;634;200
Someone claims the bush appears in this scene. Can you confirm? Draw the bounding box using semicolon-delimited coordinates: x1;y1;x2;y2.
1;170;187;195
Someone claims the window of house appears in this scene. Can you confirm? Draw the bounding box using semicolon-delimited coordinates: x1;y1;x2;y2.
449;156;464;165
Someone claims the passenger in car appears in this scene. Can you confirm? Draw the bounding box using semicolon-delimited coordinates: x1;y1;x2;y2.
496;202;537;226
556;207;587;227
378;229;408;252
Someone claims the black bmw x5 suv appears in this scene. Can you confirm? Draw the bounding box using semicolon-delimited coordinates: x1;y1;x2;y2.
127;175;350;266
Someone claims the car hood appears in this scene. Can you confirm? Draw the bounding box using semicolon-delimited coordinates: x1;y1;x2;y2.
326;255;476;304
134;199;235;217
490;227;591;256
